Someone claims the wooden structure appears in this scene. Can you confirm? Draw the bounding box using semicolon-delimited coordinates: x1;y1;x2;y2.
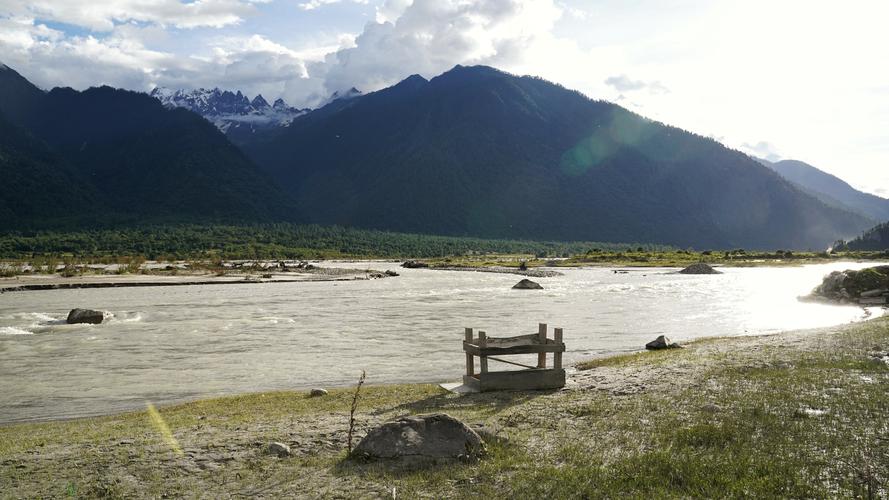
462;323;565;391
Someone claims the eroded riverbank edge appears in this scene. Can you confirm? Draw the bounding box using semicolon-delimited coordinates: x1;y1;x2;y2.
2;317;888;497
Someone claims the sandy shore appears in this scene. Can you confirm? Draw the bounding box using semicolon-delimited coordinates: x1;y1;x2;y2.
2;316;887;497
0;266;390;293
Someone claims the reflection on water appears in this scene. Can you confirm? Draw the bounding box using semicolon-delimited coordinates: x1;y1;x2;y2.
0;261;884;423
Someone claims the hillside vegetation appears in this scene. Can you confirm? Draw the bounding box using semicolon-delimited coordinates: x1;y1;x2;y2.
245;65;870;250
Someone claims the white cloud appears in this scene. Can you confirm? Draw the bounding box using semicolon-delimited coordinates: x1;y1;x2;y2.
0;0;256;32
284;0;563;106
604;74;668;94
740;141;782;163
298;0;368;12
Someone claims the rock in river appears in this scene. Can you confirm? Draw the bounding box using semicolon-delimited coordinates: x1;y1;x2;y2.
645;335;682;350
679;263;721;275
353;414;484;464
401;260;429;269
66;308;109;324
513;279;543;290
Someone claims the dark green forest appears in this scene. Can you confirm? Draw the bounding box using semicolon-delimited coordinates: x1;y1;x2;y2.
0;224;667;260
834;221;889;251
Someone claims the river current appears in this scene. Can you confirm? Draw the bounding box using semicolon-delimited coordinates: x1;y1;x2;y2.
0;261;884;423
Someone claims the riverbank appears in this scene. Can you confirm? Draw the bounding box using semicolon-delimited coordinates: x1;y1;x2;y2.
0;265;391;293
2;317;887;497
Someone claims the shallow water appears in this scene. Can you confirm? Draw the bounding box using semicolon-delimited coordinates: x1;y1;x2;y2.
0;261;884;423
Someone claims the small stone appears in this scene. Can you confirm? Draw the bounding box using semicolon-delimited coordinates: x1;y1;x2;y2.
309;388;328;397
701;403;721;414
266;442;291;458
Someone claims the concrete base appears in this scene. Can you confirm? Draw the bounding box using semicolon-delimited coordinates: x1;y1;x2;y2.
463;368;566;392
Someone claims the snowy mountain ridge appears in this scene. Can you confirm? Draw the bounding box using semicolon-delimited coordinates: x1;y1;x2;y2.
149;87;309;133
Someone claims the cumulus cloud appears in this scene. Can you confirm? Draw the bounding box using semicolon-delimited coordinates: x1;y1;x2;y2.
0;17;309;99
1;0;570;108
0;0;257;32
604;74;669;94
283;0;563;106
740;141;782;162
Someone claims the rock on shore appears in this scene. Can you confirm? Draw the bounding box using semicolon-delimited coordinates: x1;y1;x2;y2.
353;414;484;464
809;266;889;304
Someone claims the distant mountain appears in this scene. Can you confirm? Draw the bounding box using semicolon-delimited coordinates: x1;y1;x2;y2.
150;87;309;144
834;221;889;251
243;65;870;250
760;158;889;222
0;63;45;125
0;111;103;229
0;64;298;229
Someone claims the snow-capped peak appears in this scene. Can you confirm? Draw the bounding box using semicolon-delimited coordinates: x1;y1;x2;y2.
150;86;309;133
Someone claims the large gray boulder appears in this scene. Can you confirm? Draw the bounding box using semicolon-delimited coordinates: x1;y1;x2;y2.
679;263;721;275
353;414;484;464
66;308;109;324
512;279;543;290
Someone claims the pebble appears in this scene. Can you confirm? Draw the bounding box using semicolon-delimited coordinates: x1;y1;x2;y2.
266;442;291;458
310;388;328;397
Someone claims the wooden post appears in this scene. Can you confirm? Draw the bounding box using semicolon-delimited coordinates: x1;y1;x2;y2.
554;327;563;370
479;331;488;374
538;323;547;368
465;328;474;376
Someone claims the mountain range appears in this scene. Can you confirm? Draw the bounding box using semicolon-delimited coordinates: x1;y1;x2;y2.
242;65;871;249
759;158;889;222
0;62;876;249
0;64;296;230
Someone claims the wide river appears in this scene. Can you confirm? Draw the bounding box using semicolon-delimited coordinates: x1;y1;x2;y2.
0;261;885;424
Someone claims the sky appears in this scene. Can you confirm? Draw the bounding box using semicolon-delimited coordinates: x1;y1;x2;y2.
1;0;888;197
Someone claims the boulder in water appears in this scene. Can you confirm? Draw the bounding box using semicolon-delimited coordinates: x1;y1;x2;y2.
645;335;682;350
512;279;543;290
401;260;429;269
66;308;109;324
679;263;721;274
353;414;484;464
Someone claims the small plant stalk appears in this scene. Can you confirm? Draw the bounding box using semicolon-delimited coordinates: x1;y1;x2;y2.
347;370;366;455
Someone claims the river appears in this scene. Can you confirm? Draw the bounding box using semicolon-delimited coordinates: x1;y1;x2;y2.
0;261;883;423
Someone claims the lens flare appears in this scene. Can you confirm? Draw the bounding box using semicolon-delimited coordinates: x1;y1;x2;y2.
147;402;183;457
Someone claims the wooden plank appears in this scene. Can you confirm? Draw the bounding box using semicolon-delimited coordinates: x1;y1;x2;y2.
487;356;537;369
537;323;547;368
464;334;559;347
479;331;488;374
462;375;481;391
554;327;563;370
465;328;474;376
475;369;566;391
463;342;565;356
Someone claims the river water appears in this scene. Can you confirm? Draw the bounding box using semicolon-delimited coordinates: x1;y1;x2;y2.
0;261;884;423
